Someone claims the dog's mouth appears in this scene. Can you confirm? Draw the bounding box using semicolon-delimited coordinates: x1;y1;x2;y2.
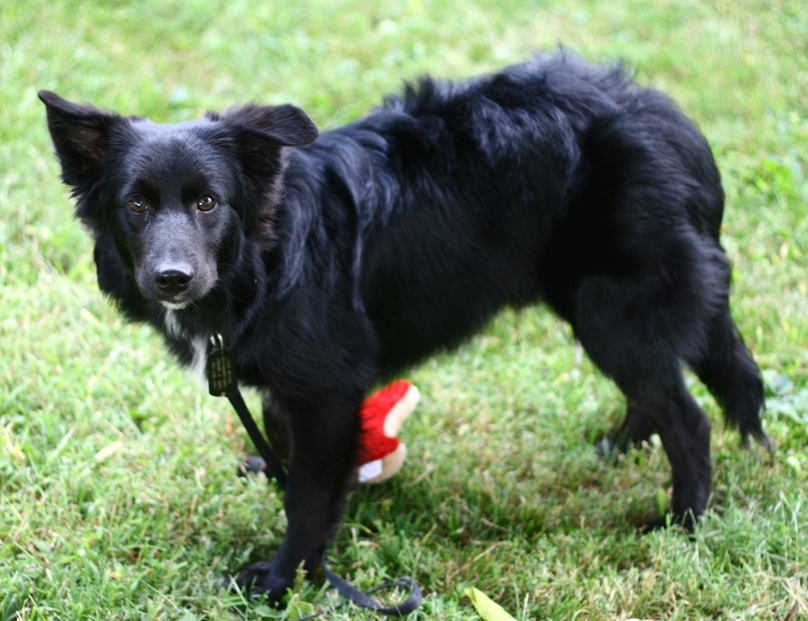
144;288;203;311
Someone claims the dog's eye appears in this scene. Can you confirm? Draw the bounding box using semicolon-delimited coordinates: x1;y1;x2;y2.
127;197;148;213
197;195;217;212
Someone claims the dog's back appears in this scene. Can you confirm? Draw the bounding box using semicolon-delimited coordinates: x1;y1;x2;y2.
284;54;725;374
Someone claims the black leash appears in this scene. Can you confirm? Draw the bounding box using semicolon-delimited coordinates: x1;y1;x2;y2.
206;335;423;617
319;550;422;616
206;335;287;489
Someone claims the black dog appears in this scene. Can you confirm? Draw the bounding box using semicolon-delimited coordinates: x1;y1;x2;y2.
40;52;769;601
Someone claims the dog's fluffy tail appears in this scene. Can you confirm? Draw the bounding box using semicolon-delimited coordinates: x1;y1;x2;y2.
689;304;772;450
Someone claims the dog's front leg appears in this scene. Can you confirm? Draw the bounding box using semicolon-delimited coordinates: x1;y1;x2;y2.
236;394;360;603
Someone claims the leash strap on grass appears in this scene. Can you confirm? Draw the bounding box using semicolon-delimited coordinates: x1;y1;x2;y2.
207;335;423;617
292;549;423;620
320;547;423;616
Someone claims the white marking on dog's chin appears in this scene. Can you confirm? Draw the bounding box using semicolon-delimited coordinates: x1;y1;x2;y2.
162;301;190;310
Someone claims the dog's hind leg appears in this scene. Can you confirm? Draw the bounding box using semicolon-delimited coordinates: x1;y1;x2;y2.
238;391;292;477
261;391;293;463
597;400;658;456
571;273;714;528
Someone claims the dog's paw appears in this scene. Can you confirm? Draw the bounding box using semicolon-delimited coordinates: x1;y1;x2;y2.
237;456;267;478
594;435;618;459
641;512;699;535
234;560;293;604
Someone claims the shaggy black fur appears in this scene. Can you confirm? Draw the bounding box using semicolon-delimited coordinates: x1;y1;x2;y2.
40;51;768;602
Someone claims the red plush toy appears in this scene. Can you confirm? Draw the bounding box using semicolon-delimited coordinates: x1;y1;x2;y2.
356;380;419;484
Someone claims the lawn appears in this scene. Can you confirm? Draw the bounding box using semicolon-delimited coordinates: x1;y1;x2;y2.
1;0;807;619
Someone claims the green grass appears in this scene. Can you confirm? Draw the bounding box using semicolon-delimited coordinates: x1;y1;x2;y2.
2;0;808;618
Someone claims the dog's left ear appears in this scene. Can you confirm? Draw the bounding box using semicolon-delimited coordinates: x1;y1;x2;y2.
221;103;319;148
38;90;124;191
219;103;318;188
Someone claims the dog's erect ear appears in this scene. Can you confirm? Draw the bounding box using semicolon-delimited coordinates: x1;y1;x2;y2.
218;104;318;191
221;103;319;148
38;90;123;190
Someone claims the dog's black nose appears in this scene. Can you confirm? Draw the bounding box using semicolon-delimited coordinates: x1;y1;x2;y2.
154;266;194;295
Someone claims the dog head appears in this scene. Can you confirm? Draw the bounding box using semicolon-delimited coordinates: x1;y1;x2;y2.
39;91;318;310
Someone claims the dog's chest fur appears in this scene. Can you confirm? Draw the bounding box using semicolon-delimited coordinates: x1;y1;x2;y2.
163;309;209;387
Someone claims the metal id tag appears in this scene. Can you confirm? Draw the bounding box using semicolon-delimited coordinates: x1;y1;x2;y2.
207;345;238;397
